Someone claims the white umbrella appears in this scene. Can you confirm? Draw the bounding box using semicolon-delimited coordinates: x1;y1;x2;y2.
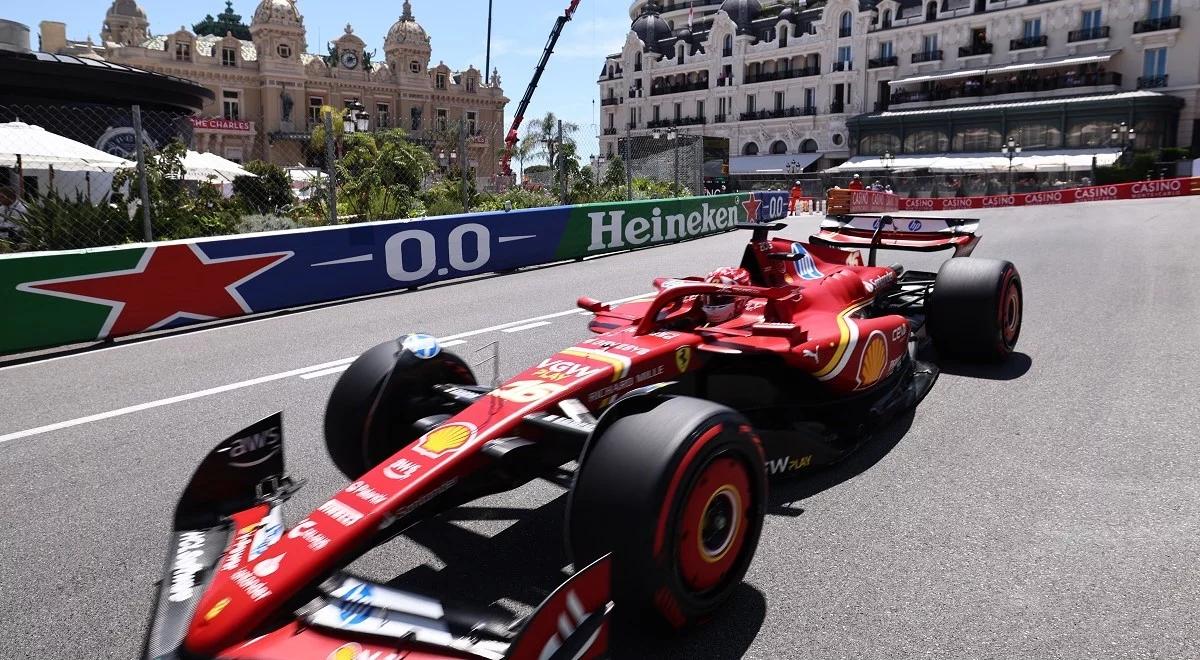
0;121;134;172
177;150;257;183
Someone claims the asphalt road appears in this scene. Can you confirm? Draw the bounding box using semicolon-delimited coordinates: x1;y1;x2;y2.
1;197;1198;659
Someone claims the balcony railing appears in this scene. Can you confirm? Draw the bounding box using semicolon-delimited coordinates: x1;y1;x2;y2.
891;71;1123;105
1068;26;1110;42
602;127;618;136
912;50;943;63
868;56;898;69
600;97;621;107
1133;15;1181;33
647;116;707;129
650;79;710;97
1010;35;1048;50
832;61;853;72
838;27;852;38
713;113;728;124
958;43;994;57
830;101;845;114
1137;75;1169;89
743;66;820;85
739;106;817;122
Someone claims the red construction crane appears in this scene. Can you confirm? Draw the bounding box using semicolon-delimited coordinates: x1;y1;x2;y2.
500;0;582;178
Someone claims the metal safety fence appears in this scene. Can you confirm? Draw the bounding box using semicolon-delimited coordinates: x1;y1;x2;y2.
0;103;511;254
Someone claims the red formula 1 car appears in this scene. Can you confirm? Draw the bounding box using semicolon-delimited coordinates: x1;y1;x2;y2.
144;213;1022;659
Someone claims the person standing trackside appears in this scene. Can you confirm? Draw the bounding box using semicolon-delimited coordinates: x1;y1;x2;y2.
848;174;865;191
789;180;805;215
0;186;26;243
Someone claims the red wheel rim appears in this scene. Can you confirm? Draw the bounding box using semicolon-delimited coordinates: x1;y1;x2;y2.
1000;280;1021;347
677;455;753;593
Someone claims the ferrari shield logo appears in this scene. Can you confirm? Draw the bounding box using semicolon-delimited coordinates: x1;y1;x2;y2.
675;346;693;373
415;423;477;458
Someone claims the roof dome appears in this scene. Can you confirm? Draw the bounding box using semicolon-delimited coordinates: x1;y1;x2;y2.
719;0;763;29
779;7;796;21
106;0;147;19
632;6;672;49
386;0;430;49
253;0;301;25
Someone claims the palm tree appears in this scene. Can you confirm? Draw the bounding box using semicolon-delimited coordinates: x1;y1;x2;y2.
527;112;579;171
511;131;540;181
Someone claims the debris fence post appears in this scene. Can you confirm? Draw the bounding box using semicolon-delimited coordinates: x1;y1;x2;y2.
324;112;337;226
131;104;154;241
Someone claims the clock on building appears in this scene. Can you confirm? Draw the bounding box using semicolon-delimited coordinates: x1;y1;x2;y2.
341;50;360;70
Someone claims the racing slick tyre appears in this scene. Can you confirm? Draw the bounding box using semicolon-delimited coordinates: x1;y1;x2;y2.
927;258;1023;362
567;396;767;630
324;335;476;480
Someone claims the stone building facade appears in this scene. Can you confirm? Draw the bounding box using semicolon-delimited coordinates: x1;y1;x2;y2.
600;0;1199;175
39;0;508;178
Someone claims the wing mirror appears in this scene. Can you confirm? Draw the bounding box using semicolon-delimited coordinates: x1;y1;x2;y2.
577;297;607;314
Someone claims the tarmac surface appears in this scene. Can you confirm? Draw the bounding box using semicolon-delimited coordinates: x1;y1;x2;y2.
1;196;1198;658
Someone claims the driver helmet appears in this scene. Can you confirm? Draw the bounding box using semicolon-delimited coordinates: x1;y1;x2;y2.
701;267;752;325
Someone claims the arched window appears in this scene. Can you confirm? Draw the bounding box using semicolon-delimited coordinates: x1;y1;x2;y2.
770;140;789;154
743;142;760;156
635;52;643;71
952;126;1004;151
840;12;853;37
882;9;892;28
857;134;899;155
677;43;686;65
724;35;734;56
780;25;789;48
800;138;819;153
925;2;937;21
903;129;950;153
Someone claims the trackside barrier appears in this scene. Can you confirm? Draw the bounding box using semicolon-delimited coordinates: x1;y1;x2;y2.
0;192;788;355
827;189;901;215
897;178;1200;211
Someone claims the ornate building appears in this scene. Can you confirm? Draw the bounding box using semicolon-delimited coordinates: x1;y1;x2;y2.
600;0;1197;178
40;0;508;178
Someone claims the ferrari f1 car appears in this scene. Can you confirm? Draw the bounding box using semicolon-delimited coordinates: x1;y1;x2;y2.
145;210;1022;659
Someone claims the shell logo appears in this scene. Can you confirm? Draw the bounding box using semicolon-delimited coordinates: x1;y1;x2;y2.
856;330;889;389
328;643;363;660
204;597;231;622
414;423;477;459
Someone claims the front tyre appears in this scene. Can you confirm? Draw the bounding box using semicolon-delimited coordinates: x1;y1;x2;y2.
568;396;767;630
324;336;475;480
927;258;1023;362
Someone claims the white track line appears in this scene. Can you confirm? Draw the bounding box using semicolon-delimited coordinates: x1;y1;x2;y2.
0;295;653;446
501;321;552;333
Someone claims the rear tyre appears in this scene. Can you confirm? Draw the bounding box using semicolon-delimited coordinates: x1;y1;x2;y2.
927;258;1023;362
324;336;475;480
568;396;767;630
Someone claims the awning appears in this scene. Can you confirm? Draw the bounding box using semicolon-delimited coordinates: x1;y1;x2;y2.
0;121;134;172
875;90;1164;118
826;149;1123;173
731;153;822;175
890;51;1119;87
174;150;256;183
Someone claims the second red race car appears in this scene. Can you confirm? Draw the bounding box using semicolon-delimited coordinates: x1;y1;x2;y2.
144;206;1022;659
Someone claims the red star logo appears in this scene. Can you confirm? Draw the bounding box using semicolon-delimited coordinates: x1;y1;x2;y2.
20;244;291;338
741;194;762;222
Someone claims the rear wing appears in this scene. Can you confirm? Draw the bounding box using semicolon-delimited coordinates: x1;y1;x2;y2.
813;214;981;260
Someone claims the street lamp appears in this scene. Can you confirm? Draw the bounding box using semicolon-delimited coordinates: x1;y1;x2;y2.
881;150;895;188
1112;121;1137;162
1001;136;1022;194
342;101;369;134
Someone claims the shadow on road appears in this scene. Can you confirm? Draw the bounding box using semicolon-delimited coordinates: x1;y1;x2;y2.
768;409;915;511
937;351;1033;381
387;410;918;657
